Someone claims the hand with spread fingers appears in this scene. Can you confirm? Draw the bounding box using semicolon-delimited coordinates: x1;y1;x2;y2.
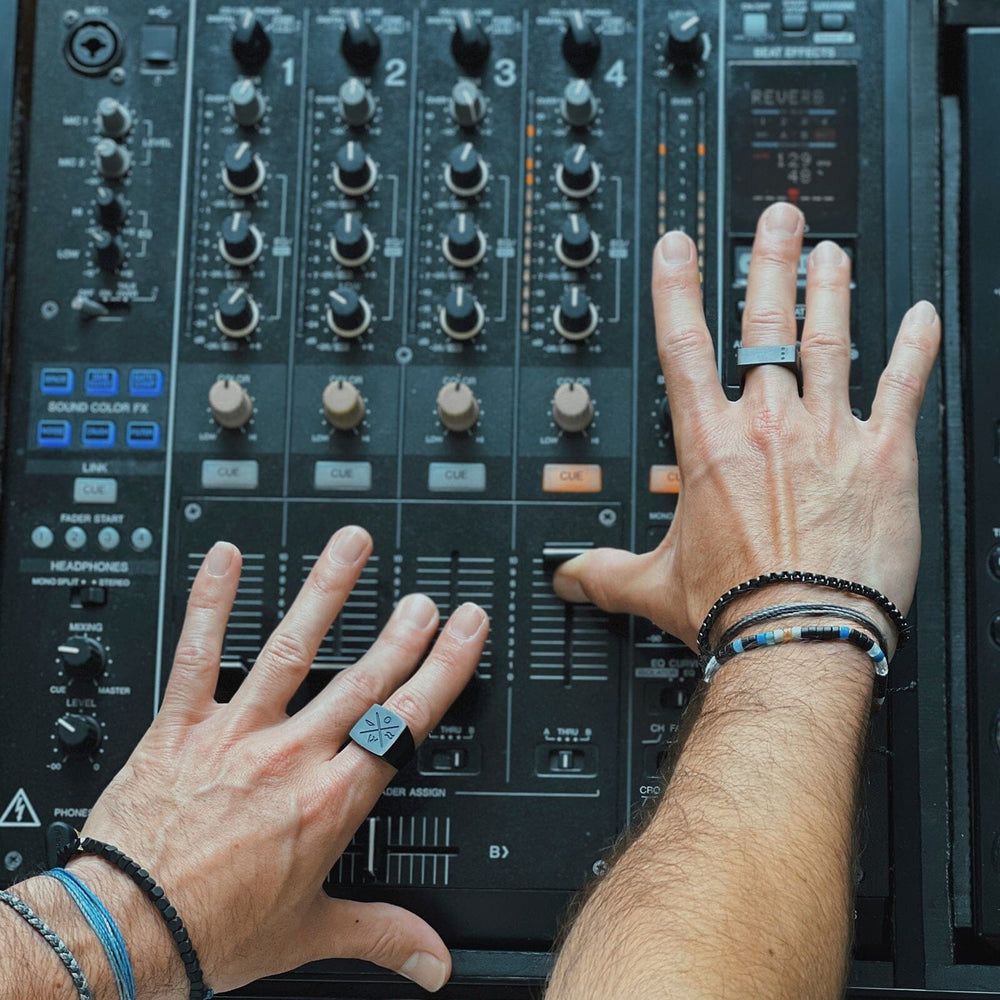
554;201;940;651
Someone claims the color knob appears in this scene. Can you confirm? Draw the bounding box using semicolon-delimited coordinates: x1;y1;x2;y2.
437;382;480;432
219;213;263;266
552;382;594;433
231;12;271;71
440;286;485;340
339;77;375;127
214;287;259;339
330;213;375;267
555;214;599;268
55;714;102;754
443;213;487;268
561;79;597;127
554;287;598;340
97;97;131;137
562;11;601;75
450;80;486;127
229;78;266;126
95;186;127;228
222;142;266;195
342;9;381;70
667;15;706;66
333;141;377;195
445;142;488;197
57;637;106;680
451;11;490;74
93;230;124;272
323;380;366;430
94;138;131;178
209;378;254;429
556;143;600;198
326;287;372;338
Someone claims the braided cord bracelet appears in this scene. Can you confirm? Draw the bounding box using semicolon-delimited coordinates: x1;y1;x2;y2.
0;889;93;1000
58;838;213;1000
47;868;135;1000
697;571;910;662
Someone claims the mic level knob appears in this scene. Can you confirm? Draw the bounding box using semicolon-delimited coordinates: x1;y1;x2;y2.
342;9;381;70
323;380;366;430
58;637;106;680
440;286;485;340
556;144;600;198
222;142;266;195
451;11;491;74
562;11;601;75
326;287;372;338
209;378;254;429
330;213;375;268
214;287;259;339
443;213;487;268
552;382;594;433
555;214;599;268
437;382;480;433
229;79;266;127
97;97;131;138
55;714;102;754
94;138;131;179
231;12;271;71
554;287;598;340
561;79;597;128
339;77;375;127
219;213;263;266
445;143;488;197
450;80;486;128
333;141;377;195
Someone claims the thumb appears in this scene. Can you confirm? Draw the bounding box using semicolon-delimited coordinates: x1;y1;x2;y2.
318;898;451;992
553;547;664;621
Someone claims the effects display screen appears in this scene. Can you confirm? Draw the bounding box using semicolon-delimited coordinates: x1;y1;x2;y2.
728;62;859;234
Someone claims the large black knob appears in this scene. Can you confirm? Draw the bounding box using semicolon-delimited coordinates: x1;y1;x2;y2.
443;213;487;268
222;142;266;195
94;138;131;179
342;10;381;70
58;637;106;680
555;214;599;268
445;143;488;197
55;714;102;754
562;11;601;75
326;287;372;338
219;213;263;266
333;141;377;195
330;213;374;267
451;11;490;74
214;287;259;339
93;230;124;272
231;12;271;71
95;186;127;229
554;286;597;340
556;144;600;198
440;286;485;340
667;15;706;66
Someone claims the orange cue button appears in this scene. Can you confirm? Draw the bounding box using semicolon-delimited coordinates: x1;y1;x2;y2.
649;465;681;494
542;463;603;493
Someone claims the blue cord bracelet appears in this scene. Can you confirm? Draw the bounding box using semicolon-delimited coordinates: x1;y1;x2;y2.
47;867;135;1000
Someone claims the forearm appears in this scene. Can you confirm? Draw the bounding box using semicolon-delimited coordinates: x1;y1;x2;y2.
548;642;872;1000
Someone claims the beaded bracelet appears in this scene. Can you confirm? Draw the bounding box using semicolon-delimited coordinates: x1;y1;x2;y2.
697;571;911;663
47;868;135;1000
58;838;213;1000
0;889;93;1000
703;624;889;707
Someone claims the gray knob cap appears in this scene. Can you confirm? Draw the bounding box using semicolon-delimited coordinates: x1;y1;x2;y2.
97;97;132;138
552;382;594;433
437;382;480;432
339;77;376;126
451;80;486;127
209;379;254;429
94;138;131;179
229;79;266;126
323;380;366;430
561;79;597;127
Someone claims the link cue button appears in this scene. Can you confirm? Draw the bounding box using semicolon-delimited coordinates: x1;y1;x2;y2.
542;464;602;493
73;477;118;504
649;465;681;494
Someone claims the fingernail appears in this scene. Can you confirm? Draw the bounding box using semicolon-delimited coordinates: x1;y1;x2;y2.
763;202;800;236
658;231;693;265
448;603;486;641
809;240;846;267
329;526;368;566
912;300;937;325
399;594;437;630
400;952;448;993
205;542;235;578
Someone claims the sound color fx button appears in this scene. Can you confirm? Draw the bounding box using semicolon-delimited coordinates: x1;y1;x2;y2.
73;477;118;504
428;462;486;492
542;464;602;493
313;461;372;491
201;459;259;490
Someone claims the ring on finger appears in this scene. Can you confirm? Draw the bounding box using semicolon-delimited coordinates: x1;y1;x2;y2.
348;703;416;770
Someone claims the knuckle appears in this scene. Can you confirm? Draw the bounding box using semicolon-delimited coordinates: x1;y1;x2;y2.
307;561;351;602
807;269;848;293
745;403;796;452
390;687;434;737
171;640;214;672
250;737;299;778
802;325;850;355
334;663;383;708
184;592;221;617
658;323;708;363
879;366;924;404
743;303;793;338
653;262;694;295
260;629;312;673
752;245;797;270
365;921;410;967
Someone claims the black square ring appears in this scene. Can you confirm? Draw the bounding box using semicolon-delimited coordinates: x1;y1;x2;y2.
348;704;416;770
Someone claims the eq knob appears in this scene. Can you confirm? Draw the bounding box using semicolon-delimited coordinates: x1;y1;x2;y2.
445;143;489;197
556;144;600;198
229;78;266;127
92;230;124;272
209;378;254;429
562;11;601;75
231;11;271;71
443;213;487;268
554;287;598;340
339;77;376;127
97;96;131;138
58;636;106;680
214;287;259;339
561;78;597;128
330;213;375;267
451;11;490;74
555;214;599;268
94;138;131;179
437;382;480;433
450;80;486;128
440;286;485;340
323;380;366;430
219;213;263;267
55;714;102;754
667;15;706;67
333;141;377;196
342;9;381;70
222;142;266;195
326;287;372;338
95;186;127;229
552;382;594;433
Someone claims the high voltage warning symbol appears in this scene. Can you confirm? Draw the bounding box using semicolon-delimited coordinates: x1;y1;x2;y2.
0;789;40;828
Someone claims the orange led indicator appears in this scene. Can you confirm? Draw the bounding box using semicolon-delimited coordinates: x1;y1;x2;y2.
658;142;667;156
697;142;706;156
526;124;535;138
526;156;534;171
526;173;534;186
649;465;681;494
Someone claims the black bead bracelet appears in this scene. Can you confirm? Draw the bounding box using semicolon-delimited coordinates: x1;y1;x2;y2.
57;837;212;1000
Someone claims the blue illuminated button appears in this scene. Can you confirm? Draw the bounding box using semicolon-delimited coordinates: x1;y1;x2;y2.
81;420;116;448
40;368;74;396
37;420;71;448
125;421;161;448
84;368;120;396
128;368;164;397
313;461;372;491
427;462;487;492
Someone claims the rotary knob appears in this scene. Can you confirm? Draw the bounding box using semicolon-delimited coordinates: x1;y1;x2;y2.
555;214;599;268
440;286;485;340
333;141;377;196
556;144;600;198
562;11;601;75
214;287;259;339
339;77;375;127
450;80;486;128
330;213;375;267
437;382;480;432
342;9;381;70
552;382;594;433
93;230;124;272
219;213;263;267
326;287;372;338
229;79;266;127
209;378;254;429
58;637;106;680
554;287;598;340
94;138;131;179
445;142;489;197
323;380;366;430
231;12;271;71
95;186;127;229
443;213;487;268
660;397;673;439
667;15;706;67
561;79;597;128
222;142;266;195
97;97;131;138
55;714;102;754
451;11;490;74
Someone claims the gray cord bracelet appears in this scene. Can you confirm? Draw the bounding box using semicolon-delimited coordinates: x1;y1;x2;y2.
0;889;93;1000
